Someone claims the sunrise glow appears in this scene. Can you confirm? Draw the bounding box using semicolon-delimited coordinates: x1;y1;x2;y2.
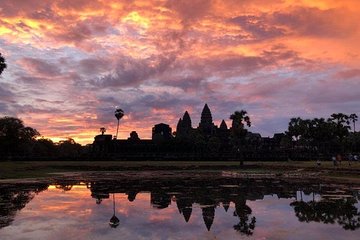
0;0;359;144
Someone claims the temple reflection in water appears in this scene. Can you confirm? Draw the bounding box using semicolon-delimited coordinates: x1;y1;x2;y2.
1;174;359;235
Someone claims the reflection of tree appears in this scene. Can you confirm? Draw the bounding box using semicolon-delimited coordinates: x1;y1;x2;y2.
90;181;110;204
109;194;120;228
151;191;171;209
126;190;138;202
0;52;7;75
0;183;48;228
290;198;360;230
230;110;251;166
233;197;256;235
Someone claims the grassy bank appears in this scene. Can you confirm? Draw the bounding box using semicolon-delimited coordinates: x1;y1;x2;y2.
0;161;241;179
0;160;359;181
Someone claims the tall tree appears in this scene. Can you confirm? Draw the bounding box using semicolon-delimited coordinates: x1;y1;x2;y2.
0;117;39;141
287;117;303;141
327;113;351;153
329;113;350;126
0;53;6;76
0;116;40;158
230;110;251;130
230;110;251;166
328;113;350;140
57;138;82;158
114;108;124;139
349;113;358;133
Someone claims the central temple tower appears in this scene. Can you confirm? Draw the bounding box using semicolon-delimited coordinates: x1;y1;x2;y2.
198;103;215;136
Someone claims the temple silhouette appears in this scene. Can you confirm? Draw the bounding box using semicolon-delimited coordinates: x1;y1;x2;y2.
92;104;288;160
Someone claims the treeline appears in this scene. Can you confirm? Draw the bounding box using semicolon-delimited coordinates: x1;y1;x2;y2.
0;117;84;160
285;113;359;156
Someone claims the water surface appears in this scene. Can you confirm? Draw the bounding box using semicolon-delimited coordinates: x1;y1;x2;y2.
0;171;359;240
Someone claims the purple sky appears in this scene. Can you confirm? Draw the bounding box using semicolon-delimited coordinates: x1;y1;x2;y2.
0;0;359;144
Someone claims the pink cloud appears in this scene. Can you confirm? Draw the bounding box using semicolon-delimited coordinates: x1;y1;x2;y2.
0;0;359;144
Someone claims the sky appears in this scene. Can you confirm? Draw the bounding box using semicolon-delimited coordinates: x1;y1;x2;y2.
0;0;360;145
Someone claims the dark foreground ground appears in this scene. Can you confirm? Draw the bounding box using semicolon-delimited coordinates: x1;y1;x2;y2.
0;160;359;183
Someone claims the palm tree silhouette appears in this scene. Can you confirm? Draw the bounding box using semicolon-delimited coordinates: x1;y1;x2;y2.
233;198;256;235
230;110;251;129
230;110;251;166
109;193;120;228
114;108;124;139
329;113;350;127
349;114;358;133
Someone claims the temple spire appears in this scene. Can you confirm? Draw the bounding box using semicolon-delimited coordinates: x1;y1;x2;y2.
176;118;183;134
200;103;213;126
199;103;215;136
202;206;215;231
220;119;228;130
182;111;192;129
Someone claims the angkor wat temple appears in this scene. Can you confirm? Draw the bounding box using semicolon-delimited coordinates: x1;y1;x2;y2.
92;104;294;161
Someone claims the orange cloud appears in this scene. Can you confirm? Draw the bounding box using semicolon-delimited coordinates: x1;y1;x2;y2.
0;0;359;144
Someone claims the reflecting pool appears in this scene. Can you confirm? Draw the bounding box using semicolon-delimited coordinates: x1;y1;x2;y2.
0;171;359;239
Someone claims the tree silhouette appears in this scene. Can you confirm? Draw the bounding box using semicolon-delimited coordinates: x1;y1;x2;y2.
230;110;251;129
287;118;300;141
128;131;140;141
57;138;82;158
32;138;56;158
100;127;106;135
330;113;350;126
311;118;335;155
349;114;358;133
0;53;6;76
286;115;355;156
0;116;40;157
328;113;351;152
114;108;124;139
0;117;40;139
230;110;251;166
287;117;308;142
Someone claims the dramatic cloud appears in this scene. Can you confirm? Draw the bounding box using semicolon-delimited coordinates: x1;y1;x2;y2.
91;54;177;88
0;0;359;144
19;57;61;76
271;7;358;38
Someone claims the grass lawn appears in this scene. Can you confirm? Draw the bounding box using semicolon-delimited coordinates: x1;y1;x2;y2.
0;160;240;179
0;160;359;180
